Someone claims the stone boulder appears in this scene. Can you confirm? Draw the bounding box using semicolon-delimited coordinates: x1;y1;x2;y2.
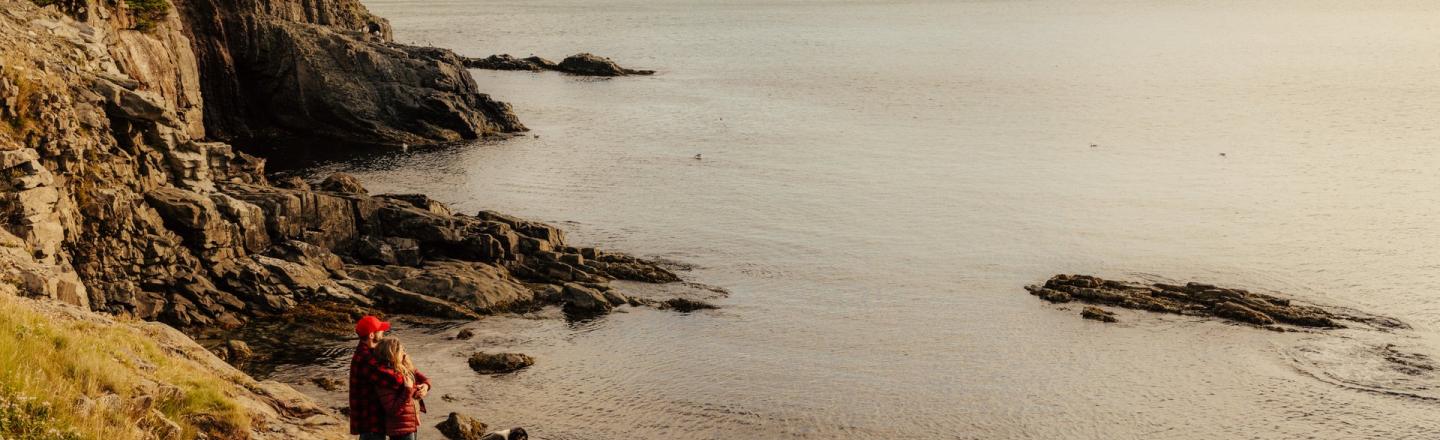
561;282;611;313
467;352;534;374
436;412;488;440
317;173;368;195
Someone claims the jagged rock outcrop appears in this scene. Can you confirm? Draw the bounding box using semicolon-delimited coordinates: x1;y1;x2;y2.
1026;274;1408;330
175;0;526;148
0;0;688;331
464;53;656;76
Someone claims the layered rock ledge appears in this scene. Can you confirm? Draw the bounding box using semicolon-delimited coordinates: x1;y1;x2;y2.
1026;274;1407;331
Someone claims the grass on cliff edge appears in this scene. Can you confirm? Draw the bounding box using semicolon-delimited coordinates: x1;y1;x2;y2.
124;0;170;31
0;295;249;439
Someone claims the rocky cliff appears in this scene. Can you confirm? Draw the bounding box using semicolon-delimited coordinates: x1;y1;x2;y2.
0;0;685;435
177;0;525;148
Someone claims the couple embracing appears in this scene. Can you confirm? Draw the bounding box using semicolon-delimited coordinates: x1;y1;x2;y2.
349;316;430;440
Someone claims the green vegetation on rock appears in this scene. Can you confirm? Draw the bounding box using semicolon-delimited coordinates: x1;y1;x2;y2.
0;294;249;439
124;0;170;31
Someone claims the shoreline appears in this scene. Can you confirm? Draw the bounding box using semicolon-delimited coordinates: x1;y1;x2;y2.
0;0;706;436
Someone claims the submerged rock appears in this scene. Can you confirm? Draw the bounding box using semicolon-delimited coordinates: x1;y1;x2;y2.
311;376;345;392
1026;274;1406;330
468;352;535;374
1080;306;1117;323
659;298;718;313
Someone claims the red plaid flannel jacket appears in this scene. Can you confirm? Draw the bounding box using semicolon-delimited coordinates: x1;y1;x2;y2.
349;341;407;435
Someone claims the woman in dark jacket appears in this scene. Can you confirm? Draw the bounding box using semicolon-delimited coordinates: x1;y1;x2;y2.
374;337;430;439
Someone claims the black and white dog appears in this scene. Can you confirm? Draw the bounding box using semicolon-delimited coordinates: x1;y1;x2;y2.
479;427;528;440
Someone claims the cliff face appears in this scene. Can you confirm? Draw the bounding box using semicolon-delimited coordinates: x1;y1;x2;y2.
177;0;525;147
1;0;678;434
1;0;675;327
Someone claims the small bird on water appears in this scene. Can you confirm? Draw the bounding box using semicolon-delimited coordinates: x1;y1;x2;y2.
401;143;409;152
694;153;703;160
1219;153;1227;157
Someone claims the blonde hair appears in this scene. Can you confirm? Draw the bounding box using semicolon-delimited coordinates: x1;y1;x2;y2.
374;337;415;387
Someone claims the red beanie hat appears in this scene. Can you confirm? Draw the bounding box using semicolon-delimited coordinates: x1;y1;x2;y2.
355;315;391;337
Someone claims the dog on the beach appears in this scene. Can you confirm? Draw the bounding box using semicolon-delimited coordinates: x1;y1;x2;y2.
479;427;528;440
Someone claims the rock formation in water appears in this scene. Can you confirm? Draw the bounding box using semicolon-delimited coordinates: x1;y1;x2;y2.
464;53;656;76
467;351;535;374
1026;274;1407;330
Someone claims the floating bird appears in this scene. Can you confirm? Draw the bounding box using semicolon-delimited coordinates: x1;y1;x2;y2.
400;143;409;152
694;153;703;160
1219;153;1227;157
1089;143;1098;148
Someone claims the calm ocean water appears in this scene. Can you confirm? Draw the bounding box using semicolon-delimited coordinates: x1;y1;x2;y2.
279;1;1440;438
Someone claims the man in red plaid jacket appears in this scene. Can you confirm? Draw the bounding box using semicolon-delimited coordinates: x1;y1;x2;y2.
351;316;427;438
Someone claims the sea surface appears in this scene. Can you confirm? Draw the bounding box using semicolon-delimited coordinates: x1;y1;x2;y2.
276;1;1440;438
